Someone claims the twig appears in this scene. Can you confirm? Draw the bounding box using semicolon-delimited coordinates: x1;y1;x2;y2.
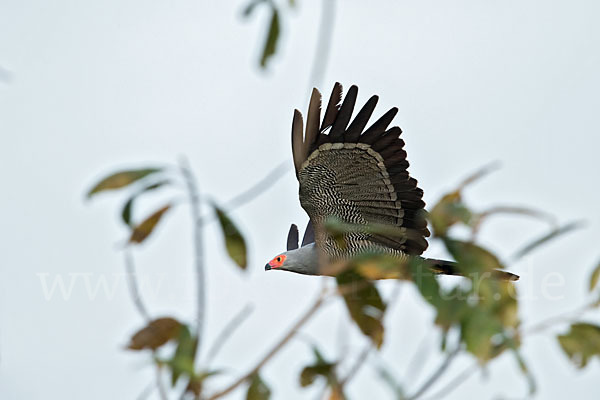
405;345;461;400
470;206;557;239
419;362;478;400
307;0;336;90
205;304;255;365
521;300;597;335
224;160;290;210
338;345;372;387
338;282;403;388
123;248;151;321
195;160;290;227
156;361;169;400
402;331;433;384
136;381;155;400
207;288;329;399
456;162;500;192
179;157;206;357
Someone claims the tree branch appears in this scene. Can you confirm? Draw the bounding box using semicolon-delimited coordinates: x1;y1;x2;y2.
123;248;151;322
419;362;478;400
179;158;206;357
307;0;336;90
338;282;403;390
205;304;254;365
405;344;461;400
207;287;328;399
224;160;290;210
521;299;597;335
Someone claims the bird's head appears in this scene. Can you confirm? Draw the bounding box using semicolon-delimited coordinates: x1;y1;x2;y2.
265;253;288;271
264;244;319;275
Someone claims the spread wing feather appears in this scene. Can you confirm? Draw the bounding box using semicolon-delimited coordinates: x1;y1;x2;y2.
292;83;430;258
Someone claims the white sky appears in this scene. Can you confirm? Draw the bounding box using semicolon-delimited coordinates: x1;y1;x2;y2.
1;0;599;399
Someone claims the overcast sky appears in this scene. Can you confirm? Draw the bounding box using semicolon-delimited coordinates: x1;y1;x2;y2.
1;0;599;399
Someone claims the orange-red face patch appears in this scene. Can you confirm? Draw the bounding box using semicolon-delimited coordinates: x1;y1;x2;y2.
268;254;287;269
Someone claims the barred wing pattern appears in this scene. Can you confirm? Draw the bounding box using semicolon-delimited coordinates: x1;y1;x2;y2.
292;83;430;260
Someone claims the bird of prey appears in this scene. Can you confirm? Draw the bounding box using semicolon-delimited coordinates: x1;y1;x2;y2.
265;83;518;281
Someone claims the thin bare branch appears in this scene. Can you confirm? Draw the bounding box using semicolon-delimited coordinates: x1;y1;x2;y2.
136;381;155;400
403;331;433;384
456;161;500;192
205;304;255;365
224;160;290;210
470;205;557;239
156;361;169;400
307;0;336;90
405;345;461;400
179;157;206;357
511;220;585;261
419;362;478;400
207;288;328;399
339;345;371;388
123;248;151;321
339;282;403;388
521;299;598;335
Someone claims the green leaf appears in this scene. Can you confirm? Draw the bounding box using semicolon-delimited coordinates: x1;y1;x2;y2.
589;261;600;292
408;257;442;307
246;373;271;400
127;317;181;351
558;323;600;368
444;239;503;276
336;270;386;348
214;205;247;269
87;168;161;198
433;287;469;332
513;221;584;260
121;180;169;227
460;308;503;361
168;325;198;386
260;7;280;68
129;204;171;244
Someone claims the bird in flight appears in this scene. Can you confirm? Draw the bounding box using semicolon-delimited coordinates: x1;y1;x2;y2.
265;83;518;281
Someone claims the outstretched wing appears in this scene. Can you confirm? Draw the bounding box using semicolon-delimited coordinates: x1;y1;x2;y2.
292;83;430;259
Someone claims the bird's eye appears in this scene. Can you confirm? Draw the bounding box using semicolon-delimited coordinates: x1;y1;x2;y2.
276;257;282;263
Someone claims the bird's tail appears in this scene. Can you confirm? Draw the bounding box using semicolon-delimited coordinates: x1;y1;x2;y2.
425;258;520;281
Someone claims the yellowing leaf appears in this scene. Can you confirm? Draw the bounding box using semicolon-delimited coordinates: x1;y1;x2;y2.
129;204;171;244
87;168;161;198
214;205;247;269
353;252;411;280
558;323;600;368
429;191;472;237
299;347;337;388
127;317;181;351
589;261;600;292
336;270;386;348
246;373;271;400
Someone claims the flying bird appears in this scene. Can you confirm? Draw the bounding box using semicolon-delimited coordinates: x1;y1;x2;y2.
265;83;518;281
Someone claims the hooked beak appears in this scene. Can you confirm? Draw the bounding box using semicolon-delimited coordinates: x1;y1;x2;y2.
265;263;272;271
